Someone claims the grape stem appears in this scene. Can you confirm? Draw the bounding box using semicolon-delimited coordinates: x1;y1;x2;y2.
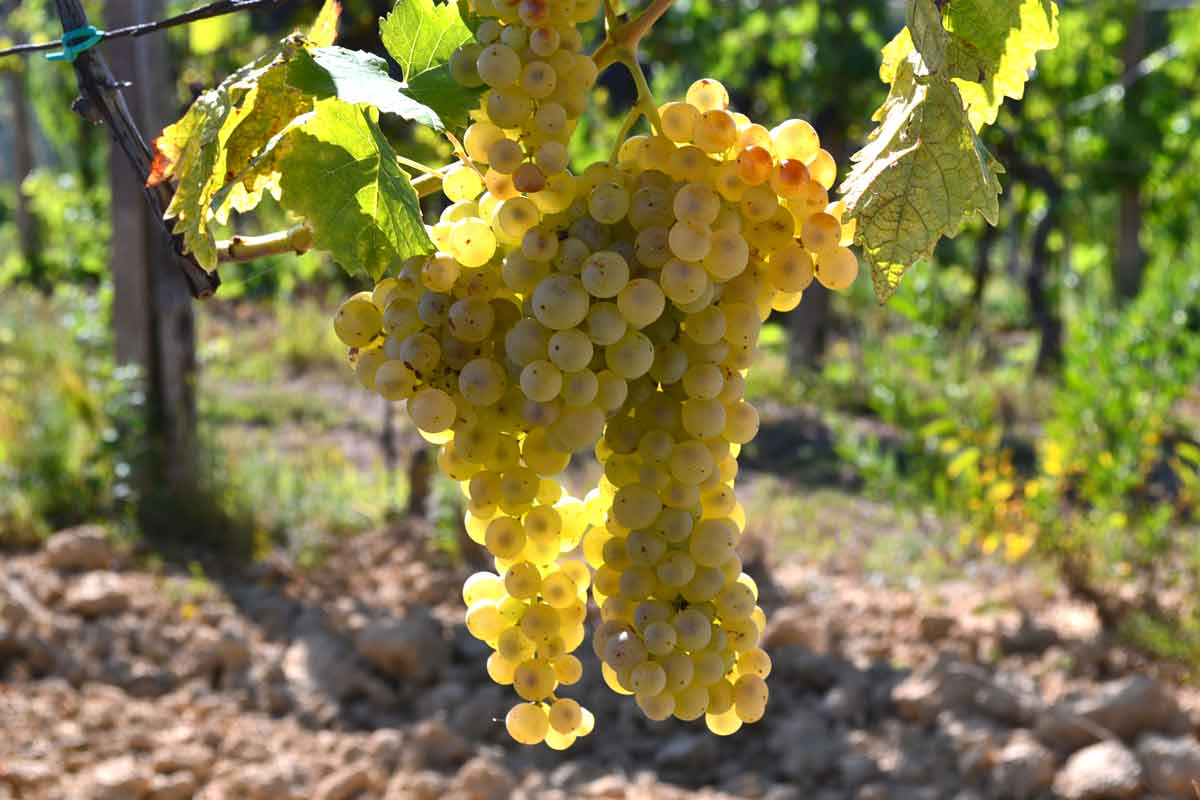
395;154;443;176
215;168;447;263
603;0;621;30
216;224;313;264
594;0;674;162
412;169;447;198
592;0;675;73
445;130;484;178
611;106;643;163
607;56;663;162
627;55;663;133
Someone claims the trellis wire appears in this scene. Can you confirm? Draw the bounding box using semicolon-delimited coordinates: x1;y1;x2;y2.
0;0;289;59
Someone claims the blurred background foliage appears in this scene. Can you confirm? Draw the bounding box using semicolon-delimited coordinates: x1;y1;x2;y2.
2;0;1200;662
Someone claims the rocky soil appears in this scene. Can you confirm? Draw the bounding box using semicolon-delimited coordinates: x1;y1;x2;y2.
3;523;1200;800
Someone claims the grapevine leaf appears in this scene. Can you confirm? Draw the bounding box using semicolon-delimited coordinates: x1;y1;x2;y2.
149;3;347;266
278;99;434;281
213;55;314;222
841;55;1002;302
457;0;482;32
211;111;313;223
845;0;1056;300
150;46;295;270
403;67;479;133
906;0;946;71
288;46;448;131
880;0;1059;131
880;27;916;85
381;0;471;75
308;0;342;47
379;0;480;132
943;0;1059;130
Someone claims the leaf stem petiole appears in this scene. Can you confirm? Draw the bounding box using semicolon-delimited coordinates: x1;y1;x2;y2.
216;224;313;263
395;154;442;176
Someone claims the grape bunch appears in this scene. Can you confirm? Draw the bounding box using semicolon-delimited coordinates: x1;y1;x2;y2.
334;62;857;746
334;217;606;748
433;0;602;274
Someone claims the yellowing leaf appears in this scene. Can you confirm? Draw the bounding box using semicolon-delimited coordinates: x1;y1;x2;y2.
151;5;348;267
944;0;1059;130
844;0;1056;301
153;38;314;268
152;54;273;268
987;480;1015;502
880;27;914;85
278;99;434;281
214;56;314;222
881;1;1058;132
1003;531;1035;561
308;0;342;47
212;112;307;224
947;446;981;479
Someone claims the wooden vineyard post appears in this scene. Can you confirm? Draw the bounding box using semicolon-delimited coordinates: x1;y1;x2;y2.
0;20;46;291
93;0;200;528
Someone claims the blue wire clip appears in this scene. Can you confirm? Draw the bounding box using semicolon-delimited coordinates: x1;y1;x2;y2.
46;25;104;63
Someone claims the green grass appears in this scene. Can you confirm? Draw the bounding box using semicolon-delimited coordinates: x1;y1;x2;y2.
200;387;347;429
0;288;400;564
744;322;804;405
208;427;406;568
193;294;406;566
0;288;130;546
198;295;348;385
742;474;962;584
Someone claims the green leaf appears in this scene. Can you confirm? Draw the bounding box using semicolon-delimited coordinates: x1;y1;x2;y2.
288;46;448;131
381;0;472;76
278;99;434;281
947;446;982;479
918;418;959;439
1177;441;1200;467
841;54;1003;302
844;0;1056;301
404;69;480;133
380;0;481;132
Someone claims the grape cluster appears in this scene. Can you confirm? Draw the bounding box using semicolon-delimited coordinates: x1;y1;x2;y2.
434;0;601;273
582;397;774;735
333;69;858;746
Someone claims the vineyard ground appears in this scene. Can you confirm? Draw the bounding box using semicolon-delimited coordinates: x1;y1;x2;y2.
4;303;1200;799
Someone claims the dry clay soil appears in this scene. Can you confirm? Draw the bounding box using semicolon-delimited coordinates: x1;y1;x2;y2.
4;521;1200;800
